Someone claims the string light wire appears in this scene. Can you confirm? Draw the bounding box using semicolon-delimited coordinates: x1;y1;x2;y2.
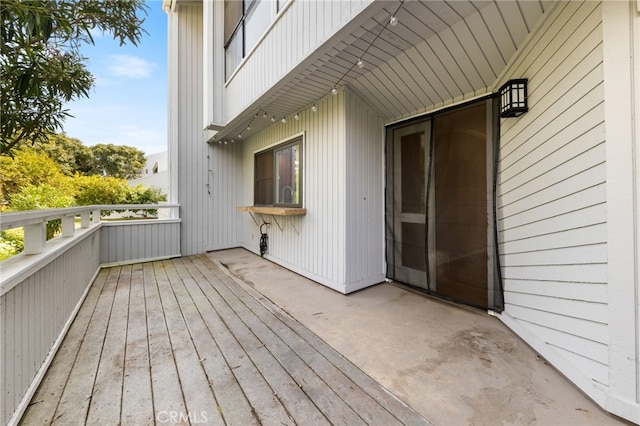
331;0;404;91
216;1;404;143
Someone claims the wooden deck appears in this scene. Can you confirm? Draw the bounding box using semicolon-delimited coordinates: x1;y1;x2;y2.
21;255;428;425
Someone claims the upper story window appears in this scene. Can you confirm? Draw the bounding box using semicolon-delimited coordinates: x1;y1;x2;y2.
224;0;273;79
254;137;303;207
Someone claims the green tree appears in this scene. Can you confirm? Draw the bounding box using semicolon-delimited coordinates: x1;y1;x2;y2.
0;0;148;156
25;133;94;176
90;143;145;179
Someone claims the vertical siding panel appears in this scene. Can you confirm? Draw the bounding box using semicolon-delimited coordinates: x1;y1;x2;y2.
17;285;24;400
5;290;15;420
344;89;384;290
316;0;324;45
174;3;242;256
236;90;356;291
1;231;101;425
223;0;368;121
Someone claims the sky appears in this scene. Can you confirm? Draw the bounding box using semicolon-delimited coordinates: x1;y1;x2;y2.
62;1;168;156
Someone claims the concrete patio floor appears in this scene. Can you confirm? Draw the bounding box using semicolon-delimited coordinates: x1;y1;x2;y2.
210;248;626;426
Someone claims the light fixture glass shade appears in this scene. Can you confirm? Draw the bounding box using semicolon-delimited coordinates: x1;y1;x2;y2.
357;59;364;69
389;15;398;26
331;86;338;95
499;78;528;118
294;113;300;120
281;117;287;124
311;104;317;112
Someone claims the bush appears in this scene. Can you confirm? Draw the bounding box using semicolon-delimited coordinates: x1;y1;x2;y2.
124;185;167;217
0;148;70;206
10;184;75;239
0;229;24;261
72;175;130;206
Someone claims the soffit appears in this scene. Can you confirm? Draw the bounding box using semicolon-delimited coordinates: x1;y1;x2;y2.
213;0;549;143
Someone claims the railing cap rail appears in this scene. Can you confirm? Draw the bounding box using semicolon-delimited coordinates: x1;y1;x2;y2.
0;204;180;231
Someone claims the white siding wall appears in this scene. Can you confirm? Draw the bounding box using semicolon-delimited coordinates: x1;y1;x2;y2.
602;0;640;421
171;3;243;256
223;0;370;121
497;0;608;391
0;231;101;425
237;88;385;293
344;90;385;291
239;91;348;291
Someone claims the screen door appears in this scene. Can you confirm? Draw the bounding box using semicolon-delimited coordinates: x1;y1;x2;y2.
386;100;498;310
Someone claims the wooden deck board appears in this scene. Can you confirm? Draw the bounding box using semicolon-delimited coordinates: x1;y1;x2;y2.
174;258;294;425
161;259;225;426
197;256;408;425
168;262;257;426
21;269;109;426
51;267;120;425
177;257;331;426
187;257;352;425
21;256;429;426
121;263;154;425
145;262;187;419
201;255;428;426
86;264;130;425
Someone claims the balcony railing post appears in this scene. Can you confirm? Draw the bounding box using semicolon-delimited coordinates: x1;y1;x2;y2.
80;211;90;228
92;209;101;224
61;215;75;237
23;222;46;255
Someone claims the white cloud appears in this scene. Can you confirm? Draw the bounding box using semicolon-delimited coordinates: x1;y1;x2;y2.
108;54;155;79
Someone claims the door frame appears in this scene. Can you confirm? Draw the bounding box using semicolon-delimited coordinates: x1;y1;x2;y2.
384;95;504;312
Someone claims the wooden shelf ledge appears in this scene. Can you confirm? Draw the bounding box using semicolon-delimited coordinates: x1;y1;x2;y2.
237;206;307;216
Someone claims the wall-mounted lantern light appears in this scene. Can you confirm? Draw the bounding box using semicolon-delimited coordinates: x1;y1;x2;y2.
499;78;528;118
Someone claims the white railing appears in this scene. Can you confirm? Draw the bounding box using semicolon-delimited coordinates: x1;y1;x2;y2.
0;204;180;426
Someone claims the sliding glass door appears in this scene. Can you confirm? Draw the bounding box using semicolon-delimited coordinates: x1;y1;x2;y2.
386;99;499;310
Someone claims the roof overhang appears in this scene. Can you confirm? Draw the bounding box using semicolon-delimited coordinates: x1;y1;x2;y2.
213;0;550;143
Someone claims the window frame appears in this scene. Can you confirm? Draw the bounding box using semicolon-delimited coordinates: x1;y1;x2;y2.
253;135;304;208
224;0;275;80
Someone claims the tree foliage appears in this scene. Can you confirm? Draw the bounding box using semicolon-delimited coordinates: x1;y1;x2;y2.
0;147;70;205
90;143;146;179
11;183;75;210
20;134;146;178
0;0;148;155
25;133;94;175
11;183;75;238
72;174;130;205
